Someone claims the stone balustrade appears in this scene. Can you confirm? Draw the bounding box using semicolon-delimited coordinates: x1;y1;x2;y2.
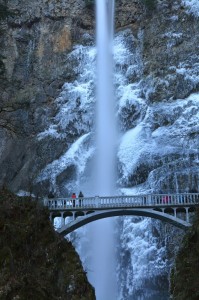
44;193;199;210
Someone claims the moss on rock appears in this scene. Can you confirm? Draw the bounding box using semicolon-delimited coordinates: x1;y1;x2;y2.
0;188;95;300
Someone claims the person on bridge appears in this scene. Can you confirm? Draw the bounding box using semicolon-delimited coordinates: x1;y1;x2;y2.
78;191;84;207
47;191;55;208
162;195;169;203
48;191;54;198
71;193;76;207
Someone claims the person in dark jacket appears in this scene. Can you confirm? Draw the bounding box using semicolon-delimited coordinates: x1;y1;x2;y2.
48;191;54;198
71;192;76;208
47;191;55;208
78;191;84;207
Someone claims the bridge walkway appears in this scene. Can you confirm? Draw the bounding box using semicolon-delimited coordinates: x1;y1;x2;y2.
44;193;199;234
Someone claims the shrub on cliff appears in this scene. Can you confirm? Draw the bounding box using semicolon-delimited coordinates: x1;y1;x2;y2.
0;189;95;300
141;0;157;10
85;0;95;9
0;3;11;76
0;3;10;20
170;209;199;300
0;55;5;76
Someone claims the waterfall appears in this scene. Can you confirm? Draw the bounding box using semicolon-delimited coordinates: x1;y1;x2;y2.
37;3;177;298
96;0;116;195
89;1;117;300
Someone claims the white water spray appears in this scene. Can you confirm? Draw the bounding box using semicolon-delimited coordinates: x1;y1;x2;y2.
90;1;117;299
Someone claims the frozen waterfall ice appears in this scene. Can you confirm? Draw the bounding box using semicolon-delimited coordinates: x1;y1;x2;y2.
35;0;199;298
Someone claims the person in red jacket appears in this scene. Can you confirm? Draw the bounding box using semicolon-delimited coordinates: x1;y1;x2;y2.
71;192;76;207
162;195;169;203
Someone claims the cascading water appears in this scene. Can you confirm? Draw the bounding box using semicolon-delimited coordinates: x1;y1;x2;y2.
90;1;117;299
96;0;116;196
37;27;178;298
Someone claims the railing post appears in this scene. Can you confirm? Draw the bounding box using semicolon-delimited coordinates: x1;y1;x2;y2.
96;196;100;207
142;196;145;206
176;194;179;204
185;207;189;223
148;194;152;205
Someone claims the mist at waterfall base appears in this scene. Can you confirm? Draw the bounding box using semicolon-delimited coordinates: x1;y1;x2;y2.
90;1;117;299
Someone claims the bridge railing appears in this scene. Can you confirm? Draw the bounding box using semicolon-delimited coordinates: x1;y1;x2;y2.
44;193;199;210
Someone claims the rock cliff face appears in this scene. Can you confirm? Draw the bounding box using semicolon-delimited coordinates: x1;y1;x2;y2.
0;0;94;193
0;0;145;193
0;0;198;195
0;189;95;299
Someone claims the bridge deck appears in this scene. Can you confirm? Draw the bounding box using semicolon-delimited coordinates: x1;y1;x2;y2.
44;193;199;234
45;193;199;211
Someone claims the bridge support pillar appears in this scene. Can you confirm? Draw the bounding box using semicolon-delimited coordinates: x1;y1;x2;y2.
173;208;177;218
72;212;75;221
185;207;189;223
61;212;65;227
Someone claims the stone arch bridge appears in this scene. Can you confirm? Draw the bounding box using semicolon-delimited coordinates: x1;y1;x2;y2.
44;193;199;235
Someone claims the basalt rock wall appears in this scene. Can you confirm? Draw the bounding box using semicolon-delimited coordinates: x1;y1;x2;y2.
0;0;199;195
0;0;94;192
0;0;143;193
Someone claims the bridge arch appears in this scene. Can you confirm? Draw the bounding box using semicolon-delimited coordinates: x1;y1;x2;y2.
57;208;191;236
